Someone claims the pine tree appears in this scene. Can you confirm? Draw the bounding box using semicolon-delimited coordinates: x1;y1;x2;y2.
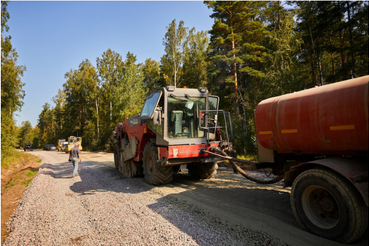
116;57;146;122
182;28;210;88
142;58;161;91
1;1;26;158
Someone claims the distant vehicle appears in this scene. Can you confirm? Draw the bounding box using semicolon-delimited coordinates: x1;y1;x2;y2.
58;142;68;152
56;141;68;151
65;136;82;153
57;139;66;151
48;144;57;151
24;142;32;151
43;144;51;150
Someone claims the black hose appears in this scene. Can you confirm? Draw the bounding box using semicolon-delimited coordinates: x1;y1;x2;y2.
211;147;284;184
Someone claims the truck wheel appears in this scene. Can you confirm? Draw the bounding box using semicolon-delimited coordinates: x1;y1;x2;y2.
188;162;218;179
291;168;367;243
142;142;173;185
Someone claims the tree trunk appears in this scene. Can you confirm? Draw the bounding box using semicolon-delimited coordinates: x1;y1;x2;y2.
96;98;99;139
329;37;335;76
347;2;355;77
308;24;318;86
110;101;112;121
230;15;238;112
337;3;346;67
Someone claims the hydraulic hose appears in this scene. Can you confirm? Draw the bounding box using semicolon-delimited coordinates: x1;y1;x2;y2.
206;147;284;185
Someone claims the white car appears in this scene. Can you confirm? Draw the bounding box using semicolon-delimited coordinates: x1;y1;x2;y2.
48;144;57;151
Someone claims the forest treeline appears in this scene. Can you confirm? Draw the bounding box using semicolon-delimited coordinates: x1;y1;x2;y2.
2;1;368;159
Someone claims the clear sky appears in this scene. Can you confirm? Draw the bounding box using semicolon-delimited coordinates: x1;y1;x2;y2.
6;1;214;128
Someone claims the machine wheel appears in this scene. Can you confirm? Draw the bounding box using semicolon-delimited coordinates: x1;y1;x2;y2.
142;142;173;185
188;162;218;179
291;168;368;243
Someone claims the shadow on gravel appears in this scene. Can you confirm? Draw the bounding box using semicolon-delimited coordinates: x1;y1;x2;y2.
69;162;154;196
40;162;74;179
148;175;369;246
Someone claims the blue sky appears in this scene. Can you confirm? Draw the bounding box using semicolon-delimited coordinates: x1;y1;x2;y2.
6;1;214;127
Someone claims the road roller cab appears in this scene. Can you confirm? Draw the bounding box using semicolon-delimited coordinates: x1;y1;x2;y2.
113;86;233;185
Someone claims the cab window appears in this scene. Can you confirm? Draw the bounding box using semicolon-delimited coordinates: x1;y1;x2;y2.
140;92;161;117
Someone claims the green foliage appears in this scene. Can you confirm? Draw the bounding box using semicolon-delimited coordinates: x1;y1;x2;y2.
63;59;98;150
1;1;26;159
17;121;35;148
294;1;368;85
161;19;188;87
260;4;302;99
1;148;23;169
116;62;146;121
142;58;161;91
6;180;17;189
26;170;38;177
22;178;33;186
37;103;54;146
182;28;210;88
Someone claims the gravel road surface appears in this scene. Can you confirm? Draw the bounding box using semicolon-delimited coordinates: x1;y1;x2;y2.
3;150;368;246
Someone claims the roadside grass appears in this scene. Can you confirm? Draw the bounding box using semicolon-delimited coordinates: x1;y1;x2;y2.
1;150;41;192
26;170;39;177
237;154;258;162
3;170;38;191
5;180;17;189
22;179;33;186
1;149;23;169
1;149;41;243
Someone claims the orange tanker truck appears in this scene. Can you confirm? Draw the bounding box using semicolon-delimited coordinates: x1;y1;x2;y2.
254;75;368;243
204;75;368;243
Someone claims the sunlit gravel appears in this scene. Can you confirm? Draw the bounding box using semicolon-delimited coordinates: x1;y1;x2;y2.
4;152;288;246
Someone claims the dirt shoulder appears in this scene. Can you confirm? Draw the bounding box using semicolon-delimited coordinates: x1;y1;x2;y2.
1;151;41;243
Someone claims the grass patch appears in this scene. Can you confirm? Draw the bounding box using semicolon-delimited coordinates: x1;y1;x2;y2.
22;178;33;186
1;149;23;169
237;154;258;162
26;170;39;177
6;180;17;189
37;158;42;163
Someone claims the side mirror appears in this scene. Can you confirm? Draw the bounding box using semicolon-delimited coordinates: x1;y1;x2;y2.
153;109;162;126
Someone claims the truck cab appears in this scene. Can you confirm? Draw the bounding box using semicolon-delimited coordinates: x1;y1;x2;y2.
139;86;222;146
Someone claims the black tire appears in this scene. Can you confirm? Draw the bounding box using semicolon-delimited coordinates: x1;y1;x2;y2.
188;162;218;179
291;168;368;243
142;142;173;185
